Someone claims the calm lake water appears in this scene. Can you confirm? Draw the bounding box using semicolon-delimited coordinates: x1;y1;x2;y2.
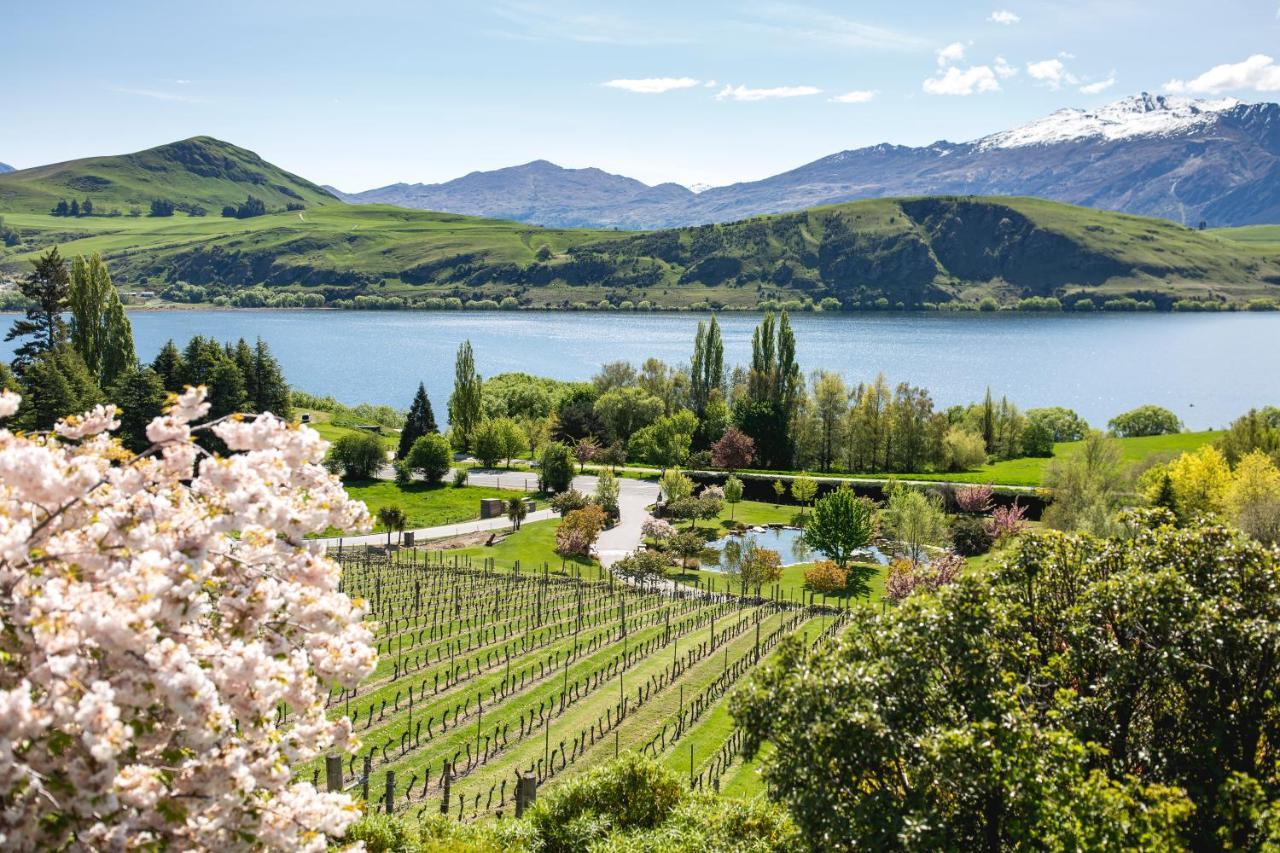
4;309;1278;430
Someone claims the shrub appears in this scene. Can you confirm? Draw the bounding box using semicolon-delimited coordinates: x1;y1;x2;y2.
804;560;847;594
452;467;469;487
406;433;452;482
540;442;576;493
526;753;684;852
550;488;590;516
613;549;672;580
393;459;412;486
325;431;386;480
950;514;994;556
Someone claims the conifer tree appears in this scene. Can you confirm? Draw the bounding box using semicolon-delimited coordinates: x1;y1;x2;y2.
151;340;186;391
398;382;438;459
108;366;167;451
251;339;290;416
6;248;71;372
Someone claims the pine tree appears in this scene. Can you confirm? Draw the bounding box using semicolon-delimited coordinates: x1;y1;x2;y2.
69;253;136;388
53;200;69;217
151;340;186;391
108;366;167;452
18;345;101;430
82;198;93;216
398;382;438;459
69;200;80;217
448;341;483;450
207;359;247;419
6;248;70;372
251;339;290;417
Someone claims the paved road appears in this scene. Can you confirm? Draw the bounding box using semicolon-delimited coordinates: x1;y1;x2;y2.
316;469;659;563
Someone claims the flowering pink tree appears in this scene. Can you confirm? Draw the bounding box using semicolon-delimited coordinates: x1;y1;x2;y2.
0;388;376;850
884;551;966;604
954;483;994;514
987;501;1029;540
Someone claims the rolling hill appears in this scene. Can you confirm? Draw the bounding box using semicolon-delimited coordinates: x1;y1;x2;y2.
0;137;337;214
2;191;1276;310
341;94;1280;229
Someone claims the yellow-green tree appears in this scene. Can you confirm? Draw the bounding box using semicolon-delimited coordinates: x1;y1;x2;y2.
1225;450;1280;544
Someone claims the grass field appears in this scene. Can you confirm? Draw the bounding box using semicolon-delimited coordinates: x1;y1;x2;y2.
303;548;851;825
339;481;524;533
443;518;597;573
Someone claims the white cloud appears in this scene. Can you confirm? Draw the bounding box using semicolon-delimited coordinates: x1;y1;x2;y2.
110;86;204;103
923;65;1000;96
716;84;822;101
704;80;718;88
994;56;1018;79
1079;76;1116;94
1165;54;1280;94
937;41;966;66
988;9;1020;24
603;77;700;94
829;90;877;103
1026;58;1080;89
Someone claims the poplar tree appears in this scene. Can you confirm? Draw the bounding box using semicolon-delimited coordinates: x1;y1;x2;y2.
68;253;136;388
448;340;483;450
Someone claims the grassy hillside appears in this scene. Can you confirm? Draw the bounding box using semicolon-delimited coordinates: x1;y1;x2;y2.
0;137;336;215
1;137;1277;309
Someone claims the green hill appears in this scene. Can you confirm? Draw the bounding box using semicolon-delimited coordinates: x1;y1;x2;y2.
0;137;1277;310
0;136;336;215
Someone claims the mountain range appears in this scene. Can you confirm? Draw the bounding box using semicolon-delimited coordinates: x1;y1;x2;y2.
0;163;12;174
334;93;1280;229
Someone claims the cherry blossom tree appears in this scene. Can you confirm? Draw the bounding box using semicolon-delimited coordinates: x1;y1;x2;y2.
0;387;376;850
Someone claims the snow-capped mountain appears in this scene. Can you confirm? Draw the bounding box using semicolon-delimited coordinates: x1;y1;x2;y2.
976;93;1241;149
0;162;13;174
343;93;1280;228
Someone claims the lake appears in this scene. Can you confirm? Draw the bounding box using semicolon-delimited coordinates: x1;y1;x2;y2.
3;309;1277;430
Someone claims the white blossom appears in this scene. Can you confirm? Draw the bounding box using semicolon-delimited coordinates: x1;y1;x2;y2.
0;389;374;849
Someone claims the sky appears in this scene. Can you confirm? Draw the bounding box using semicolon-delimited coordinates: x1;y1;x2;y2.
2;1;1279;191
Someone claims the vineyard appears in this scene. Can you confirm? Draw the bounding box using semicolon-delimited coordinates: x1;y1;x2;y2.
299;549;850;824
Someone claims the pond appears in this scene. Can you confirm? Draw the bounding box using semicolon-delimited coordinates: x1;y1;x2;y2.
3;309;1277;429
701;526;898;570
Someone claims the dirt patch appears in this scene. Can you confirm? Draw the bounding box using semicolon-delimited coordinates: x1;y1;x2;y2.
414;529;511;551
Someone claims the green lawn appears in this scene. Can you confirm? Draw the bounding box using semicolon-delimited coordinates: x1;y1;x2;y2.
440;517;599;574
340;480;522;532
301;409;398;451
716;499;805;529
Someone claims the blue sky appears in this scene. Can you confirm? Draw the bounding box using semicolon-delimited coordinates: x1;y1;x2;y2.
2;1;1278;190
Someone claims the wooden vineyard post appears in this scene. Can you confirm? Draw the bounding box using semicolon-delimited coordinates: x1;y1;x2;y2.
515;774;537;818
325;754;342;792
361;754;371;801
384;770;395;814
441;761;451;814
